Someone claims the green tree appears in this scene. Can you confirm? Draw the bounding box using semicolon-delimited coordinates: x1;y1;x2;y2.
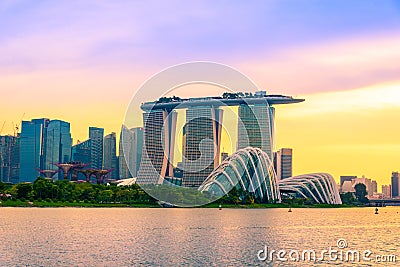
7;184;18;198
0;181;7;200
0;181;4;191
242;191;254;204
33;178;54;199
74;182;95;201
340;192;357;205
354;183;369;204
100;190;114;203
16;183;33;199
294;198;305;206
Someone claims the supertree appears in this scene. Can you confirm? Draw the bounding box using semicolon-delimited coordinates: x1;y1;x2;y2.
77;169;98;182
37;169;59;179
53;163;81;180
69;162;89;181
93;169;113;184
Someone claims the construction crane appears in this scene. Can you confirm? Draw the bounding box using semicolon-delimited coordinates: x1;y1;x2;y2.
14;113;25;137
0;115;24;183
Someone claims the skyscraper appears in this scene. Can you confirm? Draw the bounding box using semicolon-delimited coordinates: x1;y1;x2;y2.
237;102;275;160
19;118;49;182
89;127;104;169
182;106;223;187
71;139;91;164
43;120;72;180
103;132;118;179
0;135;20;184
137;110;177;184
131;127;143;178
371;180;378;194
119;126;132;179
274;148;292;180
118;126;143;179
382;185;391;198
391;172;399;198
71;139;91;180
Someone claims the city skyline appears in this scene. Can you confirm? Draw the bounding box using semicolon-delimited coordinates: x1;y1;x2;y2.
1;1;400;186
1;95;398;197
3;89;400;187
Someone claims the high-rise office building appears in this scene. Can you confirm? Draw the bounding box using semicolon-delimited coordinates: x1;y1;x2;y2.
71;139;91;164
382;185;391;198
131;127;143;178
43;120;72;180
391;172;399;198
89;127;104;169
274;148;292;180
182;106;223;187
119;127;143;179
19;118;49;182
103;132;118;179
71;139;91;180
371;180;378;194
119;126;132;179
0;135;20;184
238;101;275;159
137;110;177;184
115;156;119;180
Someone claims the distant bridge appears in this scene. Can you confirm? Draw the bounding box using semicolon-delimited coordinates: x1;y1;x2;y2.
369;199;400;206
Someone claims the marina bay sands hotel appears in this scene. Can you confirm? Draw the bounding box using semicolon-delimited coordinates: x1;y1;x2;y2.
136;91;304;187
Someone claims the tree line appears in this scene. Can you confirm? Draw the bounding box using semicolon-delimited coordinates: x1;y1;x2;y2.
0;178;264;206
0;178;369;206
0;178;156;204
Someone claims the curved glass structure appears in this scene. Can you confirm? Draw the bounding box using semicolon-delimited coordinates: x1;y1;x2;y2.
278;173;342;205
198;147;280;203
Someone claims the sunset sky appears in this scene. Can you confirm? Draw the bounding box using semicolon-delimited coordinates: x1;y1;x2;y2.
1;1;399;187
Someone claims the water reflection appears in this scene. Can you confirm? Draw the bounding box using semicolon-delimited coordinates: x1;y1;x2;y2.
0;207;399;266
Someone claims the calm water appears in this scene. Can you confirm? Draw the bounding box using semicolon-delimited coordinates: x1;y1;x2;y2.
0;207;399;266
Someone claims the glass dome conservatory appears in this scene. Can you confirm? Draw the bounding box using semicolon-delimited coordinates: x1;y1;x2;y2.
198;147;281;203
